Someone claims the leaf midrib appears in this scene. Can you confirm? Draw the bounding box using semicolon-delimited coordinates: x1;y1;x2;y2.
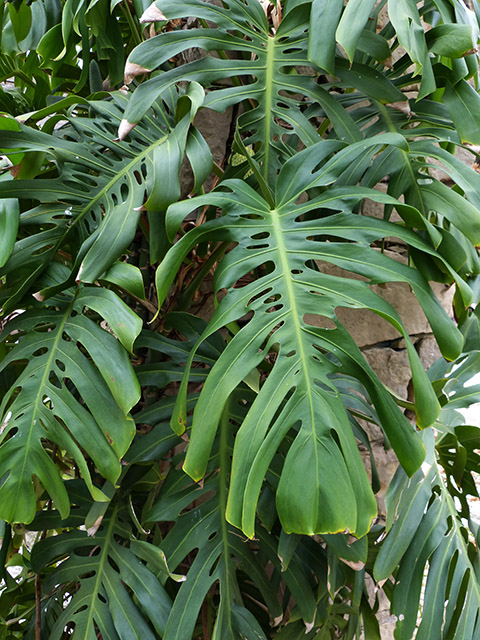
85;505;118;635
262;35;276;182
37;129;169;284
69;132;168;235
215;400;235;639
14;300;74;511
269;207;318;525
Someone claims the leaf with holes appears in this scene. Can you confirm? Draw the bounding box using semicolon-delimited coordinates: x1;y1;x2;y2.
0;84;210;312
153;134;463;538
124;0;404;183
31;497;172;640
0;281;141;523
146;398;315;639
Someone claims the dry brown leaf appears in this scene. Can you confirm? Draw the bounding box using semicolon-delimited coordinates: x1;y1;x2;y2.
140;2;167;23
124;61;151;85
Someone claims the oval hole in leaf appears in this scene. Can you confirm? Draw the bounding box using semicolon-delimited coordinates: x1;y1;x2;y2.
78;571;96;580
48;372;62;389
266;304;283;313
209;558;220;577
246;243;270;250
120;183;129;202
314;381;336;397
32;347;48;357
247;287;273;305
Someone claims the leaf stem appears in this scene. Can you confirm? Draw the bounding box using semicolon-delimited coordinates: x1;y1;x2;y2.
121;1;142;47
217;398;237;633
0;523;11;583
178;242;229;310
0;1;4;51
219;399;230;520
35;574;41;640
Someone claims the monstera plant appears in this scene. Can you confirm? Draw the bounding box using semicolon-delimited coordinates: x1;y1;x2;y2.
1;0;480;637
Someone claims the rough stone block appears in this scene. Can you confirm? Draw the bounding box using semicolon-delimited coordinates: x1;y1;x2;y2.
363;346;412;401
314;256;455;348
415;334;442;371
194;107;233;166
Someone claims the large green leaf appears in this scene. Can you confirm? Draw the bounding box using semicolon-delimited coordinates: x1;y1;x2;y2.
427;23;475;58
0;198;19;268
308;0;343;74
128;315;320;636
387;0;479;100
147;398;315;639
125;0;370;182
356;101;480;296
0;85;209;311
444;78;480;145
0;281;141;523
433;350;480;410
151;135;465;537
387;0;435;98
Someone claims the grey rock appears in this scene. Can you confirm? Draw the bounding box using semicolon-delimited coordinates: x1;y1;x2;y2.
363;346;412;402
415;335;442;371
194;107;233;166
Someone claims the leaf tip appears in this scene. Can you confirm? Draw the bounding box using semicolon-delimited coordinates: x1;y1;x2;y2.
182;462;203;483
117;119;137;141
305;619;315;633
124;62;151;85
86;515;104;536
273;614;283;627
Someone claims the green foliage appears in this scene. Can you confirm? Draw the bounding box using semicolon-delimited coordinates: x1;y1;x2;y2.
30;481;172;640
0;282;140;522
0;0;480;638
375;429;480;639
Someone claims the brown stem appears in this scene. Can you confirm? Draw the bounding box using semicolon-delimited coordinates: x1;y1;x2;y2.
35;574;42;640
